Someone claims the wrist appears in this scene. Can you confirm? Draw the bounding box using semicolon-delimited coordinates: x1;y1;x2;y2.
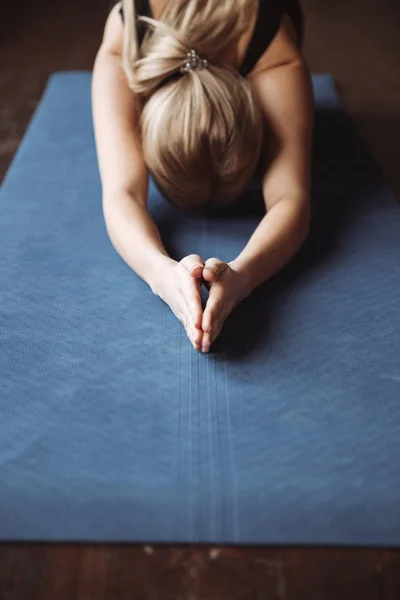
148;254;176;296
228;258;255;300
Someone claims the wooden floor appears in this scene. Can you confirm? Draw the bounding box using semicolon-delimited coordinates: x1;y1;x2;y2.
1;0;400;597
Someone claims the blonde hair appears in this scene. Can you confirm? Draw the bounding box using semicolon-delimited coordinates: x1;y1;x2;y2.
121;0;264;209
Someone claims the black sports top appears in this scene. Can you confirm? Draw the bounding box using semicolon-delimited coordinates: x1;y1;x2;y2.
116;0;304;77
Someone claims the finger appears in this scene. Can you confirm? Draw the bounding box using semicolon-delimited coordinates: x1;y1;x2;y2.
180;254;205;280
181;300;202;344
172;292;199;346
182;311;202;348
210;320;224;346
192;322;203;347
206;294;233;347
201;329;211;353
202;318;224;352
202;283;224;337
186;323;203;350
168;292;201;349
203;258;229;282
179;276;203;332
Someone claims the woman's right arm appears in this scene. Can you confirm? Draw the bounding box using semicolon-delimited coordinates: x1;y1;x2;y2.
91;4;206;350
91;3;173;293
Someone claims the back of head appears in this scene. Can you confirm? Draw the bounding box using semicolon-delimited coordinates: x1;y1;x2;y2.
121;0;264;210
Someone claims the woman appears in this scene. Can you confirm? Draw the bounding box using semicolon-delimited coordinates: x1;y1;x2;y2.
92;0;314;353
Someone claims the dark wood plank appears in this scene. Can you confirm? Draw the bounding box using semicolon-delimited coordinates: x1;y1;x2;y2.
1;545;400;599
1;0;400;597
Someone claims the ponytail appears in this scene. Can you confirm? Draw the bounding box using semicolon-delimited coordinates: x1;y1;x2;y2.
121;0;264;208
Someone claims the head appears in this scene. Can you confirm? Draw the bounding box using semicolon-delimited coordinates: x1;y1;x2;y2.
121;0;264;210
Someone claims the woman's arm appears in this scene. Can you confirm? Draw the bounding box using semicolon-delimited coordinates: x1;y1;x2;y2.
230;15;314;294
92;5;207;350
92;3;172;292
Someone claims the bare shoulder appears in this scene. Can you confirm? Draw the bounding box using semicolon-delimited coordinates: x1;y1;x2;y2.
249;13;306;76
100;2;124;55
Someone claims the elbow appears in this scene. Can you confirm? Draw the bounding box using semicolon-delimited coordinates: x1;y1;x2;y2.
298;210;311;245
292;203;311;247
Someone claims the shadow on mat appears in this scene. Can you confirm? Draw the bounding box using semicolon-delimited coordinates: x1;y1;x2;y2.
152;107;387;360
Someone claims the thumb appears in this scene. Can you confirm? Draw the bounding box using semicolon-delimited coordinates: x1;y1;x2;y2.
180;254;205;279
203;257;229;282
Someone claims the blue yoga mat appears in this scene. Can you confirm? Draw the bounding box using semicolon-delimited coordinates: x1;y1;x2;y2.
1;72;400;546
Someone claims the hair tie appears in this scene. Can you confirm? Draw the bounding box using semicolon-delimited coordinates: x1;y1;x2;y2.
180;49;208;74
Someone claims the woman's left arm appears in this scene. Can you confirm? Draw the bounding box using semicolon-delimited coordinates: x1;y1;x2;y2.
230;16;314;295
200;18;315;349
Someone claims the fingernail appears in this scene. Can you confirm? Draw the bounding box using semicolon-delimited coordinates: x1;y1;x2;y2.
202;345;209;354
191;265;203;275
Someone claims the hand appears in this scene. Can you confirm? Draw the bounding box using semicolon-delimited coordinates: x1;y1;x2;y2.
200;258;250;353
154;254;206;350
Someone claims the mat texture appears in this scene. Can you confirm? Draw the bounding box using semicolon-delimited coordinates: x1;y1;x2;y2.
1;72;400;545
